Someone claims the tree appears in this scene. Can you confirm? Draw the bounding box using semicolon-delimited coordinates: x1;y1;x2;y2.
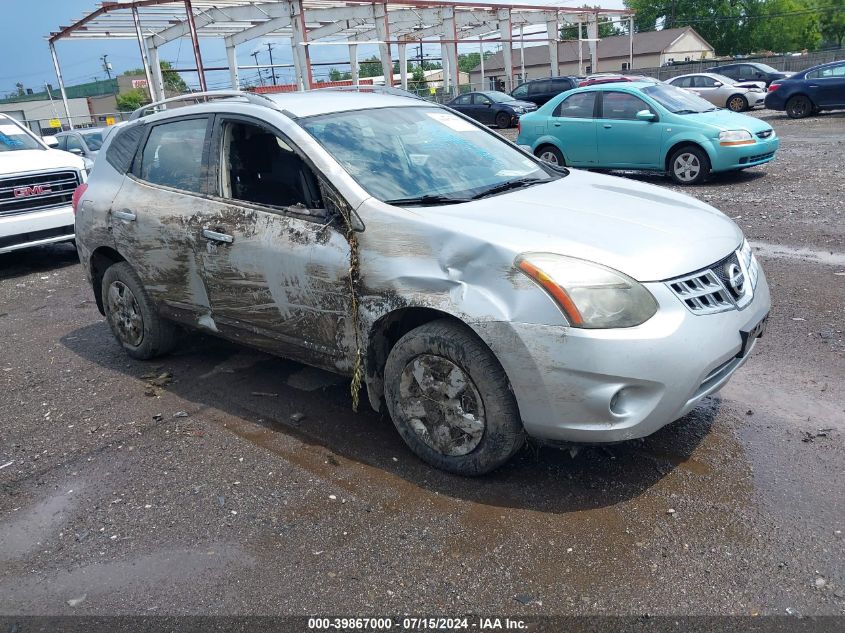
116;88;149;111
328;68;352;81
819;0;845;47
14;82;25;97
123;60;188;93
457;51;494;73
358;55;383;78
750;0;821;52
560;15;622;40
408;66;429;92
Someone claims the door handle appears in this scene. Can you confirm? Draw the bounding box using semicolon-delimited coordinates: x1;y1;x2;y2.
113;209;136;222
202;228;234;244
603;123;612;129
553;122;561;127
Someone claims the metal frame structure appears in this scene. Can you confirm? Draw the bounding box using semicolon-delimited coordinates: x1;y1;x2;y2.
48;0;634;125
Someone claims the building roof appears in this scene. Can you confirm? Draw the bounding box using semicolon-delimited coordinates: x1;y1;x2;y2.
0;79;118;105
474;27;713;74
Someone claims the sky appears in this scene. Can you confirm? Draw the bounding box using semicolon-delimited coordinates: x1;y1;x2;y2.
0;0;626;95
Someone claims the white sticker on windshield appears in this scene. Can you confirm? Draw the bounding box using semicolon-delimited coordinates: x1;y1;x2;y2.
0;124;25;135
426;112;478;132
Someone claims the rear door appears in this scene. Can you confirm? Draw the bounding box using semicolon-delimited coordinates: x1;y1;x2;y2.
596;91;662;168
192;114;352;370
548;91;598;165
528;80;551;105
109;115;212;319
807;63;845;107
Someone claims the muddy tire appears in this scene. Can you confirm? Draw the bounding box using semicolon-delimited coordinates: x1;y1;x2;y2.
101;261;178;360
384;319;524;475
495;112;512;129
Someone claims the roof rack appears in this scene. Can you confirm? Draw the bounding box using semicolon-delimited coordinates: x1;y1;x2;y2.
129;90;279;121
313;84;431;102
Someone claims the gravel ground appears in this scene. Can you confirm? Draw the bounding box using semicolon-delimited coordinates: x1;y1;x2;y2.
1;110;843;621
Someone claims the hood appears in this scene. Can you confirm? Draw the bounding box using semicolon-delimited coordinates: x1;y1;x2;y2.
430;169;742;282
508;100;537;110
0;148;85;175
682;109;773;134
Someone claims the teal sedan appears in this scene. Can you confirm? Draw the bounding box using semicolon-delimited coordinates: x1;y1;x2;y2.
516;82;779;185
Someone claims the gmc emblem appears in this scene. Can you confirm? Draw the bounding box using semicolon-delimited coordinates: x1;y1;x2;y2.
13;185;52;198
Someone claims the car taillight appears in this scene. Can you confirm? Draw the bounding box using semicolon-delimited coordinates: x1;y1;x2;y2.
768;83;780;92
71;183;87;215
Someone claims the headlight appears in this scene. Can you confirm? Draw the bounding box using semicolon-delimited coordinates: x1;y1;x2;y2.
511;107;524;113
719;130;754;146
515;253;658;329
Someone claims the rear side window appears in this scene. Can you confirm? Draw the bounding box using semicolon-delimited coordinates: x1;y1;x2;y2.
550;78;573;92
106;124;145;174
672;76;692;88
553;92;596;118
138;118;209;193
528;80;549;96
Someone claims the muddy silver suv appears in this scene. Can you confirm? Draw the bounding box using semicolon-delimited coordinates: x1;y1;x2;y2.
74;89;770;475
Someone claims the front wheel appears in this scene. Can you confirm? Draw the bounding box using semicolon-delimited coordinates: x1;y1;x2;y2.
495;112;512;129
101;262;178;360
668;146;710;185
384;319;524;476
786;95;813;119
535;145;565;167
727;94;748;112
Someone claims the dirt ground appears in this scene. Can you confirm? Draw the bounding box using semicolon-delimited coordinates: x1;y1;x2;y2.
1;110;843;620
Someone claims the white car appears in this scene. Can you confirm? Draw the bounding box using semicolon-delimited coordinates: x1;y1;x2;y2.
0;113;86;254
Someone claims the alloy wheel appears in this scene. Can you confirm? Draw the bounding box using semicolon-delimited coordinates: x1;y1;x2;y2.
539;150;560;166
673;152;701;183
397;354;486;457
106;280;144;347
728;96;746;112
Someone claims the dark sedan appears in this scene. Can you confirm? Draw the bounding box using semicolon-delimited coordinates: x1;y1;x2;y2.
446;91;537;128
706;62;791;87
765;60;845;118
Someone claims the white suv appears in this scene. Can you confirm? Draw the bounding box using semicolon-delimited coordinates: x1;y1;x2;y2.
0;113;86;254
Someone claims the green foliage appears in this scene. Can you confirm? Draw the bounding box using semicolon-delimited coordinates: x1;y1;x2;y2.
359;55;384;78
624;0;831;55
408;66;429;92
560;16;623;40
116;88;149;112
819;0;845;46
328;68;352;81
457;51;494;73
122;60;187;93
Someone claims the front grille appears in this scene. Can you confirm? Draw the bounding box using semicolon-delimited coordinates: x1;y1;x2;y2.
0;170;80;217
666;241;759;315
740;151;775;164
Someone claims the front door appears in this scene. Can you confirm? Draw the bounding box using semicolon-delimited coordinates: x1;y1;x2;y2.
109;115;213;319
194;114;353;371
549;91;598;166
472;93;495;124
596;91;662;168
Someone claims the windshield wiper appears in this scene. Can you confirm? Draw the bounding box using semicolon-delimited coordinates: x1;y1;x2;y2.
469;177;544;200
384;194;470;206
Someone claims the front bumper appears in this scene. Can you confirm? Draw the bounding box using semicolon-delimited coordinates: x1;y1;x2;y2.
0;205;75;254
710;136;780;172
472;270;771;443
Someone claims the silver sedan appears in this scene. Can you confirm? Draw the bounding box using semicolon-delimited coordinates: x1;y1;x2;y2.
667;73;767;112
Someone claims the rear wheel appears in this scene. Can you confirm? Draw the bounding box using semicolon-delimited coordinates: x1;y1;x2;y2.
384;319;524;476
535;145;565;167
495;112;512;129
669;145;710;185
101;262;178;360
786;95;813;119
727;94;748;112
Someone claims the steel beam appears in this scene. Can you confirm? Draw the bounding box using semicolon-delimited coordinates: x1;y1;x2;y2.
147;42;166;100
498;8;513;91
183;0;207;92
586;12;598;72
546;11;559;77
131;6;158;101
226;42;240;89
399;42;408;89
349;43;359;85
48;41;73;130
442;6;459;93
289;0;312;90
373;3;393;87
226;15;291;47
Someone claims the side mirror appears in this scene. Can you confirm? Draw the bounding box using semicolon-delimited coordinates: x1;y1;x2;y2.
43;136;58;148
713;81;723;87
69;147;84;155
636;110;656;122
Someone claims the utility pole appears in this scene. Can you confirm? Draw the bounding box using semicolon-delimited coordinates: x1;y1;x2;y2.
100;54;112;79
266;42;277;85
250;50;265;86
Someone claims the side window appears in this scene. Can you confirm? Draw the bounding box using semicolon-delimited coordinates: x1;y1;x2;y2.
672;77;692;88
452;94;471;105
819;64;845;78
217;120;323;210
738;65;754;78
601;92;652;120
528;80;549;96
106;124;146;174
693;76;717;88
551;78;572;92
511;84;528;99
138;118;208;193
474;94;492;105
553;92;596;118
66;135;84;153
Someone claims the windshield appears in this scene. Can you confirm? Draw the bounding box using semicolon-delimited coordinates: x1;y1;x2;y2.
486;91;516;103
642;84;717;114
0;118;43;152
82;131;104;150
300;106;556;204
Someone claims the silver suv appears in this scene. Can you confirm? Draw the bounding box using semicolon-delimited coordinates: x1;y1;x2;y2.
74;89;770;475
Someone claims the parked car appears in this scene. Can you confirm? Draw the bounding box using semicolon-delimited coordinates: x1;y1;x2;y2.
579;74;660;87
511;77;579;106
516;82;779;185
764;59;845;118
446;91;536;128
75;89;770;475
55;128;106;169
666;73;766;112
0;113;86;254
706;62;791;87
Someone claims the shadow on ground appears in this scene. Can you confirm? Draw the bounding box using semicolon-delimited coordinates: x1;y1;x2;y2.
61;321;720;515
0;243;80;281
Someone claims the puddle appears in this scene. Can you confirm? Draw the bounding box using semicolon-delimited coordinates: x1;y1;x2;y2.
751;241;845;267
0;484;80;563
